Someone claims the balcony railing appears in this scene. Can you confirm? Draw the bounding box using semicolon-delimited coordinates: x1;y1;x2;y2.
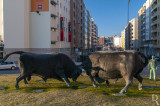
151;0;157;6
51;27;57;31
51;14;57;19
50;0;57;6
151;20;157;26
151;28;157;33
151;5;157;12
151;13;157;19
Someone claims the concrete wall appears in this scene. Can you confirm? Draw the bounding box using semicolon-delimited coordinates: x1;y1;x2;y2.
30;11;51;48
3;0;29;48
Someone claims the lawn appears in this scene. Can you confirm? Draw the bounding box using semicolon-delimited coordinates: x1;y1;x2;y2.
0;74;160;105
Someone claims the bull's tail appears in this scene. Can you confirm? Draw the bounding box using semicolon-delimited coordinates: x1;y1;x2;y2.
138;52;148;67
1;51;25;63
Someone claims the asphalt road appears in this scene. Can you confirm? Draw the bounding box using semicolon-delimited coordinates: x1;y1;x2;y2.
0;62;159;77
0;69;20;75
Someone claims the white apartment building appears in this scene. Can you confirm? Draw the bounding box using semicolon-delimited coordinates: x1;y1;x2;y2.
0;0;70;50
113;35;121;47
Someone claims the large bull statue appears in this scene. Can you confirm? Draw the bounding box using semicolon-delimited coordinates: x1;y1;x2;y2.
82;51;148;94
1;51;82;89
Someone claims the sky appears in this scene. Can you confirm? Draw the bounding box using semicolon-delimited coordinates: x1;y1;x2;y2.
84;0;147;37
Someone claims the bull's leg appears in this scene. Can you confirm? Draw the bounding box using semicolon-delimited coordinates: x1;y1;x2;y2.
15;74;27;89
134;74;143;90
106;80;110;87
42;77;47;82
56;70;72;87
23;78;28;84
120;77;133;94
90;76;99;87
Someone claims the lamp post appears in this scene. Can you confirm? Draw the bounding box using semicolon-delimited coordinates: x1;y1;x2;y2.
127;0;130;24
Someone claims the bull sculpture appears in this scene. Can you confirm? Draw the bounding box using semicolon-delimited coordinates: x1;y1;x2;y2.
1;51;82;89
82;51;148;94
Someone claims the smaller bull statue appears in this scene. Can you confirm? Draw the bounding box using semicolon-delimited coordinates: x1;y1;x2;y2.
82;51;148;94
148;56;157;81
1;51;82;89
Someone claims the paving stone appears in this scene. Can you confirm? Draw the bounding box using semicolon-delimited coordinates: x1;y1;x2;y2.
112;93;127;96
80;85;88;88
0;87;5;90
34;89;43;93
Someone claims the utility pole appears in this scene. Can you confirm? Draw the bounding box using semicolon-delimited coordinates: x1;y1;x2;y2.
127;0;130;24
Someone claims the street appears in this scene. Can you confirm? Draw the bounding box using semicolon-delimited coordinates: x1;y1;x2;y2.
0;62;159;77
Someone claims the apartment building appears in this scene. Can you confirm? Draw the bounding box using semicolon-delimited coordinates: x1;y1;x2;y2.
129;18;138;50
99;36;105;46
151;0;160;56
121;30;125;49
50;0;71;49
138;3;146;53
125;23;130;50
70;0;83;55
113;35;121;47
91;18;98;50
124;18;138;50
84;7;91;52
138;0;160;56
0;0;70;50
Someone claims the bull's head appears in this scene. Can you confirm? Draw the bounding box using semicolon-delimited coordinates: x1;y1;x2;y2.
71;67;82;81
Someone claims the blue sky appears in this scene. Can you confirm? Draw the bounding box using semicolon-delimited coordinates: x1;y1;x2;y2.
84;0;147;37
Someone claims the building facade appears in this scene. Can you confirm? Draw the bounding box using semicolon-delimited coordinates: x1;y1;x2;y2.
50;0;71;49
125;23;130;50
121;30;125;49
129;18;138;50
70;0;83;55
99;36;105;46
113;35;121;47
91;18;98;50
139;0;160;56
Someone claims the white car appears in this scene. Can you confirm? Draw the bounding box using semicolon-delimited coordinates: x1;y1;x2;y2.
0;61;16;70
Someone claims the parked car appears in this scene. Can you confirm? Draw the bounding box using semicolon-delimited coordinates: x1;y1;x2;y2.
0;61;16;70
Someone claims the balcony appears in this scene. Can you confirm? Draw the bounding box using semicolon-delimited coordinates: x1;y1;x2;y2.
51;27;57;32
151;27;157;33
152;36;158;40
151;20;157;26
151;5;157;12
51;14;57;19
50;0;57;6
151;0;157;6
143;21;145;25
143;33;145;36
143;27;145;30
151;13;157;19
51;41;57;44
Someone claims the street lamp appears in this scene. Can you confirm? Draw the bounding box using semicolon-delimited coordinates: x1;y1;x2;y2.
127;0;130;24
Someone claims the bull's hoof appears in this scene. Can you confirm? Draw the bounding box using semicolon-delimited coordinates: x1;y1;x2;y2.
120;90;126;94
23;81;28;84
106;84;111;87
138;88;143;91
93;84;99;88
15;85;19;89
67;84;72;87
